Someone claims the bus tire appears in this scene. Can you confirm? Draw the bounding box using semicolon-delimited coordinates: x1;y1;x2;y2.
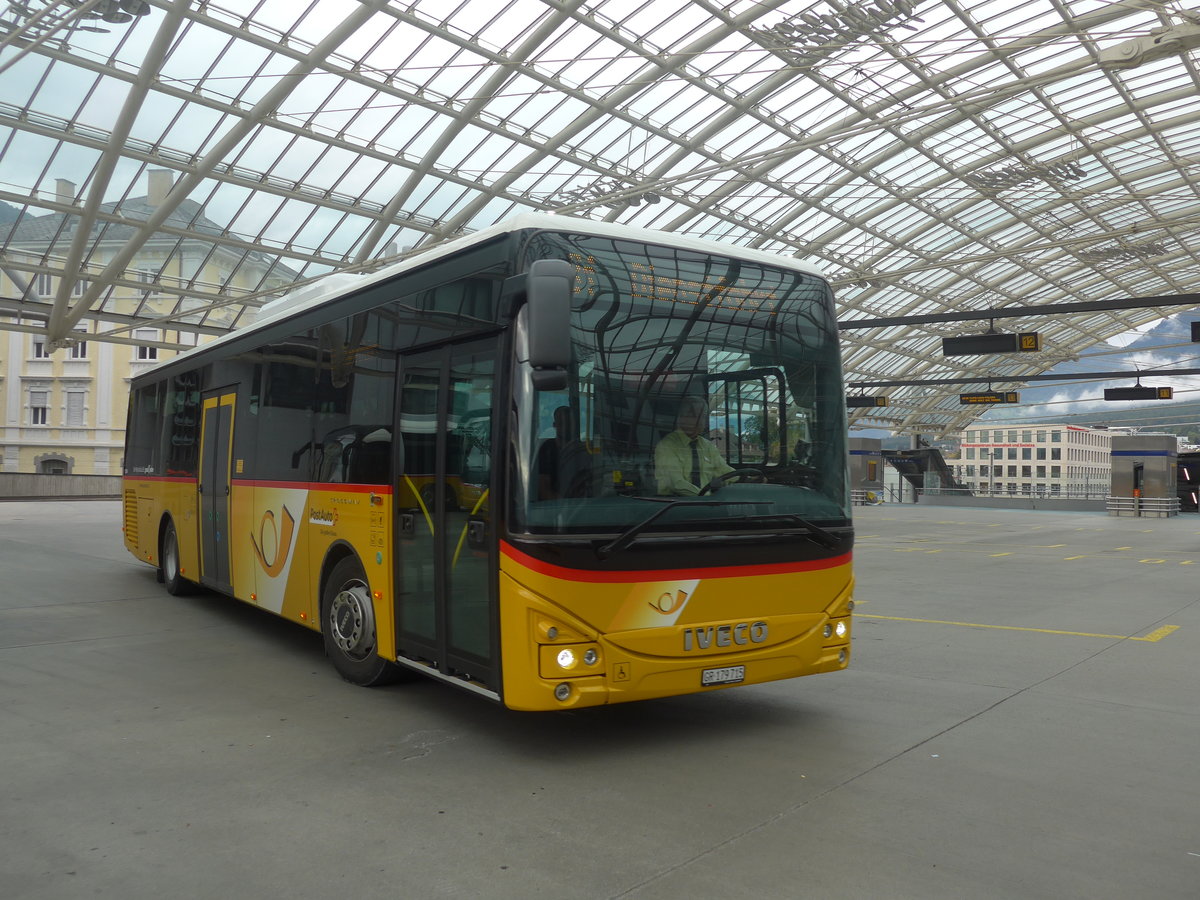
160;519;194;596
321;556;401;686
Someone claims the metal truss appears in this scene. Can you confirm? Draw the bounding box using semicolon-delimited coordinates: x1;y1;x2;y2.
1;0;1199;433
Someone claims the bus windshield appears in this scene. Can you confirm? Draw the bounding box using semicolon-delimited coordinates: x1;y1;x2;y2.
512;231;848;538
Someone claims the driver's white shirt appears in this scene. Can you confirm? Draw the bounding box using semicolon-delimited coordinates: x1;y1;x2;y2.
654;429;734;496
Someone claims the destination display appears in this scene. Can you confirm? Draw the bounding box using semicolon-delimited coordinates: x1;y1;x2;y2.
1103;386;1173;400
942;331;1040;356
846;395;889;408
959;391;1020;404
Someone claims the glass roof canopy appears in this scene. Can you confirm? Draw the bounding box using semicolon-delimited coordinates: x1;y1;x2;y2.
2;0;1199;435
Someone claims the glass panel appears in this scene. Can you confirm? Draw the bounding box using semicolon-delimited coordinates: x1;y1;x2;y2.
312;311;398;486
397;357;441;647
512;232;846;537
444;345;495;663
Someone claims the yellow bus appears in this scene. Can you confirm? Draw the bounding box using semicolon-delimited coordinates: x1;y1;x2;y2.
122;214;853;709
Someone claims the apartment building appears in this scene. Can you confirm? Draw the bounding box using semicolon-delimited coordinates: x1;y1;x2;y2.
951;422;1115;498
0;171;293;475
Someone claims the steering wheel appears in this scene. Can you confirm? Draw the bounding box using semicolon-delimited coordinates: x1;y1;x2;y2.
698;467;765;495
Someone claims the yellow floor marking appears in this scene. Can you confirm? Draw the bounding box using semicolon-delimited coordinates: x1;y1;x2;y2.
1114;546;1132;550
989;552;1012;557
857;614;1179;642
1063;555;1086;560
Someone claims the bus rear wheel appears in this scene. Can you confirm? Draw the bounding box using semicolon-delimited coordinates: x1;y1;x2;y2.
322;557;402;686
160;519;194;596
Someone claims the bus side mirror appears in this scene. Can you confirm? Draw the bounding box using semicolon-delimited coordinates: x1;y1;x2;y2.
526;260;573;390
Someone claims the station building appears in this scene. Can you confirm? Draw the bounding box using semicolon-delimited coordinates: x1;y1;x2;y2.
950;423;1116;498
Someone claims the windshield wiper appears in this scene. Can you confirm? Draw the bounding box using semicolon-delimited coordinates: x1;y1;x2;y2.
732;513;842;550
595;499;771;561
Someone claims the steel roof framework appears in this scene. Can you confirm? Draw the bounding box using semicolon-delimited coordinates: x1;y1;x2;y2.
1;0;1199;434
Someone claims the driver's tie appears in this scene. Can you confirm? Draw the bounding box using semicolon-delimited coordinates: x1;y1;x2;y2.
690;439;701;488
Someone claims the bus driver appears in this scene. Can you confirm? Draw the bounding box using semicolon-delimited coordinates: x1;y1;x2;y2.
654;395;734;496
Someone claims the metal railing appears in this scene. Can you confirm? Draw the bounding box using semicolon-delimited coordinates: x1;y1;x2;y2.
1106;495;1180;517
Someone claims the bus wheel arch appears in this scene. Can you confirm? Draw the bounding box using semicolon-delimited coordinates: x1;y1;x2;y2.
158;515;194;596
319;547;400;686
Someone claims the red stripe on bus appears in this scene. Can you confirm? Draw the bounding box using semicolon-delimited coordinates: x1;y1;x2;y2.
241;481;393;493
121;476;392;493
500;540;850;583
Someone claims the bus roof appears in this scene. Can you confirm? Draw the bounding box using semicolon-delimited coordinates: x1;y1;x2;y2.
160;213;828;370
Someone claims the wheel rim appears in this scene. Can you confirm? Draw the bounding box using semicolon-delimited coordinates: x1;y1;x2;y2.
164;529;179;581
329;578;376;661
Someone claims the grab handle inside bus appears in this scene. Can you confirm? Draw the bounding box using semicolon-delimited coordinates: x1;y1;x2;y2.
526;259;573;390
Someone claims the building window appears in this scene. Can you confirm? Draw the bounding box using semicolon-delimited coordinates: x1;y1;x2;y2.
1007;465;1017;477
1037;448;1046;460
1022;431;1032;442
66;391;85;427
1037;465;1046;477
30;390;48;425
966;448;975;459
69;330;88;359
1022;448;1032;460
1051;448;1061;460
1051;431;1061;442
1022;465;1032;477
32;338;51;359
1051;466;1061;478
35;273;53;295
135;329;159;360
1007;448;1017;460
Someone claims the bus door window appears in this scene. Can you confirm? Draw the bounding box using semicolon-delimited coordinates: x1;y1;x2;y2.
198;390;236;591
395;341;498;684
444;345;495;666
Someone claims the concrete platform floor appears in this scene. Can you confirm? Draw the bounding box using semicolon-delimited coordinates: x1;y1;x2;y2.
1;500;1198;899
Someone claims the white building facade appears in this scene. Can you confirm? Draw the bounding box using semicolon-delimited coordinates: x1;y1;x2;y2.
951;423;1115;498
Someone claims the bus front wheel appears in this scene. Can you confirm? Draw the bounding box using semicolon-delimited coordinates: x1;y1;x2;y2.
160;519;194;596
321;557;401;686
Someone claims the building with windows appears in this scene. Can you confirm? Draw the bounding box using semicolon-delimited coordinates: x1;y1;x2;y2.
951;423;1116;498
0;171;293;475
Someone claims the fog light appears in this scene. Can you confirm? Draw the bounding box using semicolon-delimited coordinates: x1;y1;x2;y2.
583;649;599;665
823;624;832;638
835;621;847;638
556;648;577;669
847;600;855;611
838;649;847;663
554;683;571;701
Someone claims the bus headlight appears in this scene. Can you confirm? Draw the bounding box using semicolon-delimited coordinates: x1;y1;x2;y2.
824;619;850;642
540;642;602;678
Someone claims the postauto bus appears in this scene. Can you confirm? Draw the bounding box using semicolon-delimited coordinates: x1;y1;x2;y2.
122;214;854;710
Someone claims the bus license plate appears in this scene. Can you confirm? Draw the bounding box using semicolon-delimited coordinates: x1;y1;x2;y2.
701;665;745;686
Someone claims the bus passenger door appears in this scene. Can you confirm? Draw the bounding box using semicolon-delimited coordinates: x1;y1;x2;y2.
395;341;498;689
199;390;236;593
